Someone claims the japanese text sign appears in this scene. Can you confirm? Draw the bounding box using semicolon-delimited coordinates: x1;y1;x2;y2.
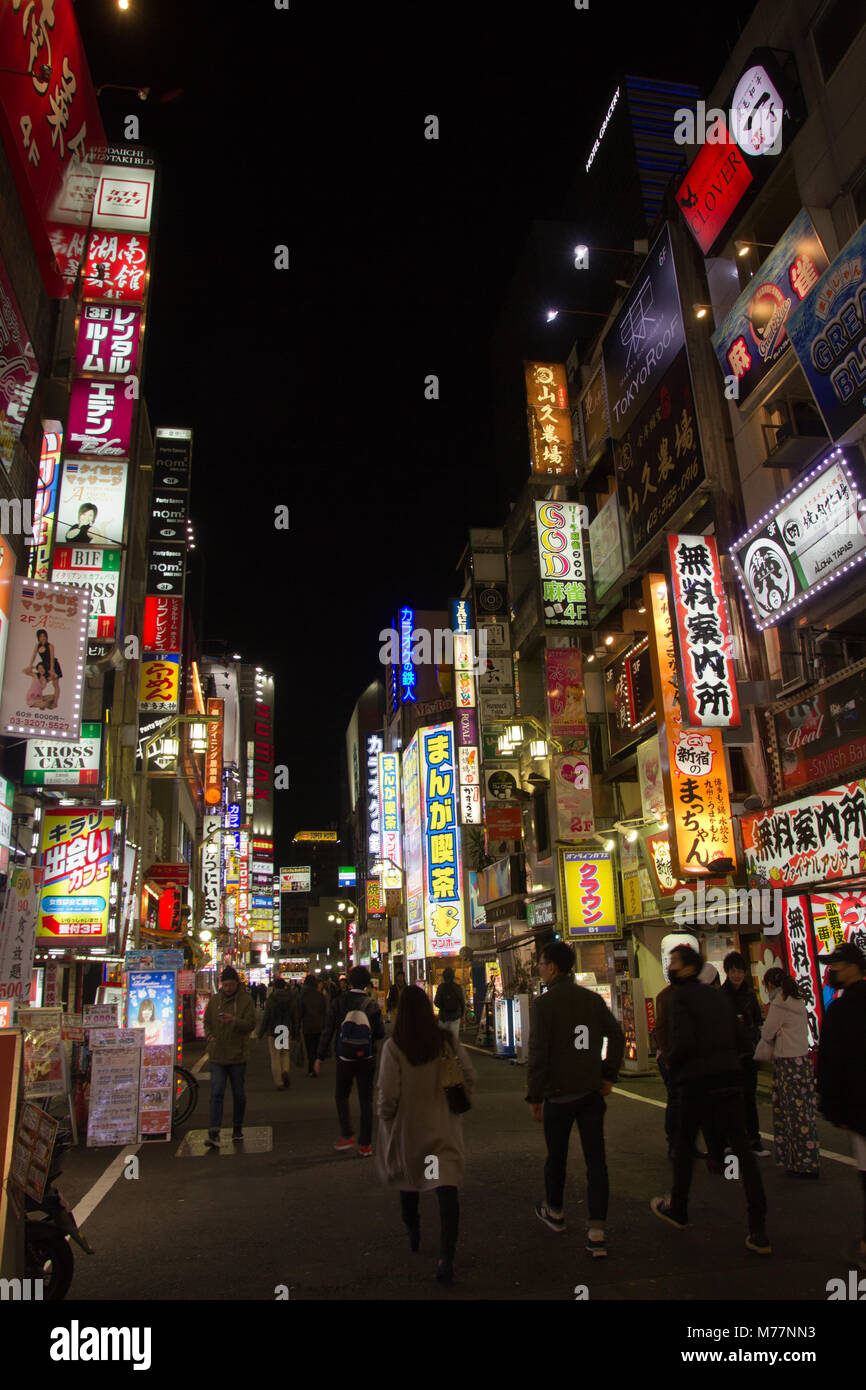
668;534;740;727
419;723;465;956
378;751;403;890
559;847;620;939
524;362;575;477
602;224;684;440
742;780;866;889
535;500;589;626
83;231;149;302
37;806;116;940
65;379;134;459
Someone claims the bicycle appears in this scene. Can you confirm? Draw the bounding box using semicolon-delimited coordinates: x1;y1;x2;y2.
173;1066;198;1129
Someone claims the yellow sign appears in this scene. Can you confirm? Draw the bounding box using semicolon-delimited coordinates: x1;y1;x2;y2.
558;847;621;940
524;362;576;477
139;655;180;713
644;574;737;879
292;830;338;842
37;807;116;941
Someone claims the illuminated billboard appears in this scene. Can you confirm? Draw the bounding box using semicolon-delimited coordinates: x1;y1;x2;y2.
419;723;465;957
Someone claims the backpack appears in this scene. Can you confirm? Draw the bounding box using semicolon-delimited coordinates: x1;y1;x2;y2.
437;983;462;1017
338;996;374;1062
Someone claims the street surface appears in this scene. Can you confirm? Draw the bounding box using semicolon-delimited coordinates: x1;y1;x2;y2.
57;1023;860;1302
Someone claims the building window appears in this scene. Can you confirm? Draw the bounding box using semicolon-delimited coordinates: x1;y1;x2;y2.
812;0;865;83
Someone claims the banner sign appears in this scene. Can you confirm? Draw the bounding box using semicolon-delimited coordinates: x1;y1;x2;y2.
785;215;866;443
153;429;192;492
0;577;89;740
142;595;183;653
524;362;575;477
38;806;116;941
83;231;149;303
0;866;39;1007
614;347;705;563
138;654;180;713
545;649;588;742
146;542;186;597
552;753;595;840
24;722;102;785
645;573;737;878
771;661;866;793
28;427;62;580
781;895;822;1048
535;501;589;625
402;734;424;932
710;208;829;404
201;818;221;934
50;546;120;643
603;224;684;441
419;723;465;956
65;379;134;460
558;847;620;939
606;638;655;757
205;698;223;806
668;533;740;727
742;780;866;888
279;868;311;892
75;304;141;378
378;751;403;889
676;124;754;255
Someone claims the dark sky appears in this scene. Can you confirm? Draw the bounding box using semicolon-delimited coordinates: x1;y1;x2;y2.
74;0;758;861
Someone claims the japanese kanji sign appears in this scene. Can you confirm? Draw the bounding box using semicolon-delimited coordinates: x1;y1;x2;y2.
378;751;403;890
535;501;589;625
614;347;706;563
524;362;575;477
810;889;866;1012
781;895;822;1048
402;734;424;932
731;450;866;629
37;806;116;941
742;780;866;889
419;723;465;956
668;534;740;728
710;208;829;405
83;231;149;303
139;653;180;713
0;865;39;1006
142;594;183;653
644;572;737;879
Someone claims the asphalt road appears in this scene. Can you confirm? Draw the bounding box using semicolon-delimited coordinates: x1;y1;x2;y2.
54;1020;861;1302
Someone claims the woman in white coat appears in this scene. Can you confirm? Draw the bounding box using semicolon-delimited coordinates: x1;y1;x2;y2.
376;983;476;1284
759;968;819;1178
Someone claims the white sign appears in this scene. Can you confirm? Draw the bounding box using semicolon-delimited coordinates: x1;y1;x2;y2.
0;867;39;1005
280;868;311;893
24;724;102;785
87;1029;144;1147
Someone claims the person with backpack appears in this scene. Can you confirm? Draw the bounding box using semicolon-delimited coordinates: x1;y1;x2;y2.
434;966;465;1041
315;964;385;1155
257;978;299;1089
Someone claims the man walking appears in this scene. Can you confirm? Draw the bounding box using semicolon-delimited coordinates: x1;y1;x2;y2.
434;966;465;1041
527;940;624;1258
203;966;257;1147
300;973;327;1076
650;944;771;1254
257;977;299;1089
315;965;384;1156
816;942;866;1271
721;951;769;1156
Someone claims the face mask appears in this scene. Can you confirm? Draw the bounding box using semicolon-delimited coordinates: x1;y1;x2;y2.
668;967;681;984
826;969;840;990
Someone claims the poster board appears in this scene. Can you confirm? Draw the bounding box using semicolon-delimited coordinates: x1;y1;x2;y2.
87;1027;144;1147
10;1101;58;1202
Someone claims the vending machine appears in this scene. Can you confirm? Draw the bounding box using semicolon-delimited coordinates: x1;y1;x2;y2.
511;994;530;1064
494;996;514;1057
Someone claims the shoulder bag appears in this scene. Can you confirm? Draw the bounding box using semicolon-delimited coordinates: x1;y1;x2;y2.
440;1039;471;1114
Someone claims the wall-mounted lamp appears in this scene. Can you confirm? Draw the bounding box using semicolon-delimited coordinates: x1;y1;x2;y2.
694;303;713;320
529;738;549;758
506;723;524;745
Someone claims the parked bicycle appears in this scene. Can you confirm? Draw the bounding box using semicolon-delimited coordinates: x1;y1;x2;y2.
173;1065;198;1129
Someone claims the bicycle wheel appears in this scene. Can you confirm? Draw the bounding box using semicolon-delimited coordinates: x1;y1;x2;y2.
173;1066;198;1128
25;1222;75;1300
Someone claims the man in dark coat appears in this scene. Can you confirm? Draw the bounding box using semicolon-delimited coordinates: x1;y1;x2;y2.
256;978;299;1089
300;973;327;1076
721;951;769;1155
816;942;866;1271
651;945;770;1255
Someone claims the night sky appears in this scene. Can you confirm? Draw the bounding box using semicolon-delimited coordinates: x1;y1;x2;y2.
74;0;759;862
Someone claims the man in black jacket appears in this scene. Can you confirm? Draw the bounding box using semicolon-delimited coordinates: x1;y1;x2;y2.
816;942;866;1271
651;945;771;1255
526;940;625;1258
315;965;384;1156
721;951;769;1155
256;978;299;1089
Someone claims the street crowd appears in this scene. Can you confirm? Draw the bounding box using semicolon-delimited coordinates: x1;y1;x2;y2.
198;942;866;1286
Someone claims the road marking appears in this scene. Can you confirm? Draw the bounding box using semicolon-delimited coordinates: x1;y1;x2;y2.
612;1084;856;1166
73;1144;141;1230
192;1052;210;1078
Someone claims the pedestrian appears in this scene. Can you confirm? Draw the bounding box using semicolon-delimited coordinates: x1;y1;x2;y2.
526;940;625;1258
653;973;679;1158
759;967;819;1179
721;951;769;1156
300;973;327;1076
203;966;257;1148
386;969;407;1018
315;965;384;1156
338;975;349;994
816;943;866;1272
650;944;771;1254
376;983;476;1285
433;966;465;1041
257;977;299;1090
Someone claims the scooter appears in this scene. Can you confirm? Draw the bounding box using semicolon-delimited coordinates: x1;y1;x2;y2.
24;1127;94;1300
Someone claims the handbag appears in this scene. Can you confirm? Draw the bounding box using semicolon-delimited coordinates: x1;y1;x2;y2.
754;1036;775;1064
291;1035;305;1068
440;1043;471;1114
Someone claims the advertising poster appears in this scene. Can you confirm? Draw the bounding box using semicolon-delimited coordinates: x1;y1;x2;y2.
524;361;575;477
50;546;120;644
535;501;589;625
676;128;754;256
810;890;866;1011
588;493;624;599
123;973;176;1138
0;578;89;740
742;780;866;888
87;1028;144;1147
552;753;595;840
668;533;740;727
57;458;128;548
781;896;822;1046
603;224;685;441
24;722;102;786
83;231;149;303
710;208;829;404
28;428;62;582
0;866;40;1009
17;1008;66;1098
0;260;40;473
37;806;115;941
731;452;866;630
786;216;866;443
10;1101;59;1202
279;867;311;892
771;661;866;792
402;734;424;932
419;723;466;956
545;648;588;742
614;347;706;563
637;734;666;822
559;848;621;940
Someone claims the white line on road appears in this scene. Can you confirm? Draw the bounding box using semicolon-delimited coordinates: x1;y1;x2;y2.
73;1144;141;1230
